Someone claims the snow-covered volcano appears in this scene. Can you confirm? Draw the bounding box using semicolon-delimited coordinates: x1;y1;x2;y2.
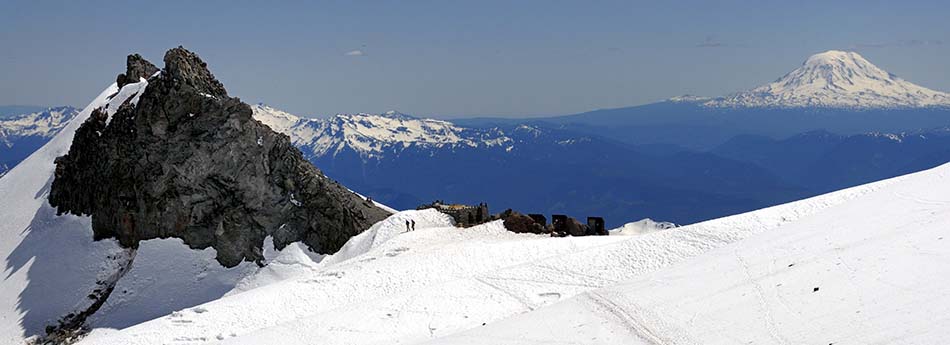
252;104;511;160
706;50;950;108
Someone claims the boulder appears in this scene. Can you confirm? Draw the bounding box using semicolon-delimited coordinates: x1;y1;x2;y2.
498;209;549;234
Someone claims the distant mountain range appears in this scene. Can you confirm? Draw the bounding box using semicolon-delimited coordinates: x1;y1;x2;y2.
248;102;950;226
0;106;79;175
252;104;803;227
4;100;948;227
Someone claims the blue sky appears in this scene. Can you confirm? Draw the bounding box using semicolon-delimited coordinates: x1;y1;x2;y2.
1;0;948;118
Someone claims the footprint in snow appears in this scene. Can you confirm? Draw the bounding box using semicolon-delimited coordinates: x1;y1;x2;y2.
321;271;345;278
385;247;410;257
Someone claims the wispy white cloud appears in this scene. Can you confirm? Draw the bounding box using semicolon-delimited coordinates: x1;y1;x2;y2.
696;35;726;48
344;49;365;57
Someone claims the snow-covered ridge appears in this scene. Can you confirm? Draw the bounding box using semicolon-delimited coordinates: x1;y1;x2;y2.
704;50;950;109
252;104;511;159
0;106;79;146
77;158;950;344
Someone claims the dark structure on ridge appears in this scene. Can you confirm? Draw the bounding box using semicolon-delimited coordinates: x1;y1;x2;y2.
418;200;607;237
49;47;390;267
416;200;490;227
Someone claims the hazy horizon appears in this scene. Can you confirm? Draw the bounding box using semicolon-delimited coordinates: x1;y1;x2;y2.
2;0;948;119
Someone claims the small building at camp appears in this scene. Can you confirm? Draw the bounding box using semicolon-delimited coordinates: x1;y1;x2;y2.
417;200;490;227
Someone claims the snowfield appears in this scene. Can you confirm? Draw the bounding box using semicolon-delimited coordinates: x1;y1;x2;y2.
435;163;950;344
79;159;950;344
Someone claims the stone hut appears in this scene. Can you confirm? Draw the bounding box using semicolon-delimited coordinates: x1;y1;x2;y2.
417;200;490;227
587;217;606;236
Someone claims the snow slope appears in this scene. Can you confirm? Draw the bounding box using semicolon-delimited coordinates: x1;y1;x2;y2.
706;50;950;108
77;158;948;344
0;83;127;344
433;162;950;344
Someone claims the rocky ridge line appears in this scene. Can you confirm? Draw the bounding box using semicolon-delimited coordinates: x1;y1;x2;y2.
50;46;390;267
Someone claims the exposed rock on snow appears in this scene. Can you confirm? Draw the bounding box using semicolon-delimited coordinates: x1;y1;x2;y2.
497;209;549;235
706;50;950;109
49;47;390;268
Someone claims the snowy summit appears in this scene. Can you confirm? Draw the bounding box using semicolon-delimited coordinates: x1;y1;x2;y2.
706;50;950;109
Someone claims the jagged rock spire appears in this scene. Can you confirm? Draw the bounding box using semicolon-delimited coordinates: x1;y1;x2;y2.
51;47;390;267
162;46;228;97
116;54;158;88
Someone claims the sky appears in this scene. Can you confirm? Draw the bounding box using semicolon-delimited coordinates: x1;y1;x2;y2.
1;0;948;118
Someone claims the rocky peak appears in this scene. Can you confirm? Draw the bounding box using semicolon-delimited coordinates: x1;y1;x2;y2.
116;53;158;88
161;46;228;97
50;47;390;267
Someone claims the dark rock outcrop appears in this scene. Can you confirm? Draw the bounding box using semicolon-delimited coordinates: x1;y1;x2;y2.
498;209;549;234
50;47;390;267
551;214;588;237
115;54;158;88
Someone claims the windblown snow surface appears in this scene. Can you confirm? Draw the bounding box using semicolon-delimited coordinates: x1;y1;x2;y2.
80;159;950;343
